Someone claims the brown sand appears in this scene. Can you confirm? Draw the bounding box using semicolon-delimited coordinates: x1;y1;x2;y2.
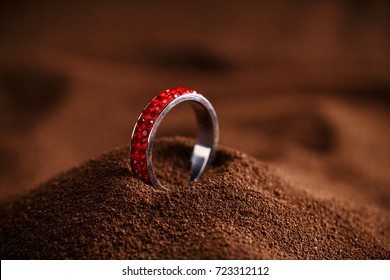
0;137;388;259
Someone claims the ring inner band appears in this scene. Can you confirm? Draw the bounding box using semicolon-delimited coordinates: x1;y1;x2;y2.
146;94;219;190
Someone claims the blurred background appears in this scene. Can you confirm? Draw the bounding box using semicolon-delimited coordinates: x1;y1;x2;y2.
0;0;389;211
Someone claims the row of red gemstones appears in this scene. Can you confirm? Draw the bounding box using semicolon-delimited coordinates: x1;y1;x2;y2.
130;87;198;183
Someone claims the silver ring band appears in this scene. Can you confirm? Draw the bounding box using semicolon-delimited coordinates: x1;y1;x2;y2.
130;87;219;190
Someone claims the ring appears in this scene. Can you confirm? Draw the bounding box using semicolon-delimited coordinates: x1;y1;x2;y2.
130;87;219;190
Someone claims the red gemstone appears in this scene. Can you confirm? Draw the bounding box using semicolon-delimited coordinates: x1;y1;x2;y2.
137;118;152;128
131;149;146;165
131;134;140;144
132;147;144;158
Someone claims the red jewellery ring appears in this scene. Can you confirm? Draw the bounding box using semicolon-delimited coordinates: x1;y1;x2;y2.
130;87;219;190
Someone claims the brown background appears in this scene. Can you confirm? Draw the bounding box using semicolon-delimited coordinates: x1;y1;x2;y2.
0;0;389;215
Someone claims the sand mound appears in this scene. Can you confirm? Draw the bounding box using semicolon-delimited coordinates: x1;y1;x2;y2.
0;138;388;259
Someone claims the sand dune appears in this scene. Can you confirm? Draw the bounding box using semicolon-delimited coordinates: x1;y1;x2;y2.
0;138;388;259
